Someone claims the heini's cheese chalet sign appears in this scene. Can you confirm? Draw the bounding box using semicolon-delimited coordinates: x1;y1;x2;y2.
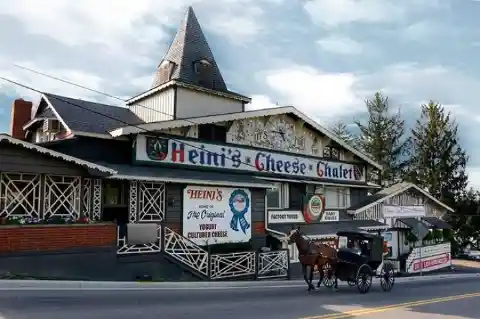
136;135;366;183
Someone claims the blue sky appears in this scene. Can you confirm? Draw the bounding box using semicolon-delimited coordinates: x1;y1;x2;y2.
1;0;480;187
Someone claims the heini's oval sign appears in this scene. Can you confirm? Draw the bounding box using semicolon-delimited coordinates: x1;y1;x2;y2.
135;135;366;183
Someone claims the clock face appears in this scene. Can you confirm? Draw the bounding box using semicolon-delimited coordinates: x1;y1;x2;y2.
270;120;294;150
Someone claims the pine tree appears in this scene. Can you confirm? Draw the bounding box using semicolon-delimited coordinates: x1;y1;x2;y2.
447;188;480;250
354;92;410;186
330;121;354;145
405;101;468;206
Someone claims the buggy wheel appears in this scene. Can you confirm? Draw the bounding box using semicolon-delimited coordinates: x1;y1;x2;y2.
356;264;372;294
379;262;395;292
322;262;335;288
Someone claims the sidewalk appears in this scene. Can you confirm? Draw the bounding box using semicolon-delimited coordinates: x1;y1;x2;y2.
453;259;480;268
0;273;479;290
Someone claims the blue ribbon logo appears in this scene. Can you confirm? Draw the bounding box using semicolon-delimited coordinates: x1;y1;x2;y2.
229;189;250;234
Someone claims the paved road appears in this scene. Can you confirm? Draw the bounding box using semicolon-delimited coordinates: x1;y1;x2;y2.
0;278;478;319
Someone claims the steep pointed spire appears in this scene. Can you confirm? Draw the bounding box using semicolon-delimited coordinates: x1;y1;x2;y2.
152;6;227;92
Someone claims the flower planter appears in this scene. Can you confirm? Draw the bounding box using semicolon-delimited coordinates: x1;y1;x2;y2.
0;223;116;253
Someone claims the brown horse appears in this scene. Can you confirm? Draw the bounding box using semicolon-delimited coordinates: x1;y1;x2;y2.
286;227;338;291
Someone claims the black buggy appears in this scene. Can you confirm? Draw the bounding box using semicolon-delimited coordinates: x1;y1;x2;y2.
322;230;395;294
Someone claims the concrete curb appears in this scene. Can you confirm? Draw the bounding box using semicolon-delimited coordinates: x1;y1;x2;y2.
0;273;479;290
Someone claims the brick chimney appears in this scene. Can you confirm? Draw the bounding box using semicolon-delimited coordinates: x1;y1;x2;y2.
9;99;33;140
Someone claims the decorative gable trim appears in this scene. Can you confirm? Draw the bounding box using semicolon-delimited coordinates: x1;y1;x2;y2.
127;80;250;106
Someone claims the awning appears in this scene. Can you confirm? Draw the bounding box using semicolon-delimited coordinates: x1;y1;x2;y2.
269;219;388;239
396;218;430;239
105;164;274;188
421;217;452;230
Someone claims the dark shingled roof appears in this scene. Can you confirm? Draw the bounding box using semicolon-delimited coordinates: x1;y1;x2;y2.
270;220;388;236
44;93;145;134
422;217;452;229
396;218;430;239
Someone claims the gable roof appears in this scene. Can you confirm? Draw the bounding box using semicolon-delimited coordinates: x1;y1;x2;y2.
109;106;383;170
0;133;117;175
37;93;144;137
347;182;455;214
22;107;56;130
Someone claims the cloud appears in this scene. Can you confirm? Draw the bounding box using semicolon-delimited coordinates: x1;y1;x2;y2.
304;0;448;28
0;60;118;104
247;95;280;110
468;167;480;190
257;62;480;121
0;0;274;49
304;0;405;27
0;0;278;104
257;65;364;118
317;35;364;55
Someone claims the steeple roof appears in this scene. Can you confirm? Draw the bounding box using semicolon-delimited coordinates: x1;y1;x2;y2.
152;7;227;92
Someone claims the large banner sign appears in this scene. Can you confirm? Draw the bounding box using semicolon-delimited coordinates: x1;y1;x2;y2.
183;186;252;245
135;135;366;183
406;243;452;273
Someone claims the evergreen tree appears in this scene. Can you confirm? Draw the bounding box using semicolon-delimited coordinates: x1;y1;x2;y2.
354;92;410;186
405;101;468;206
447;188;480;250
330;121;354;145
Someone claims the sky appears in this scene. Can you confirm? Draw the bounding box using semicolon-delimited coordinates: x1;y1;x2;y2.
1;0;480;188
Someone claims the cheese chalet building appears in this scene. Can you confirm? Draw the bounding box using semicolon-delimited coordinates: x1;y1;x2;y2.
0;7;445;281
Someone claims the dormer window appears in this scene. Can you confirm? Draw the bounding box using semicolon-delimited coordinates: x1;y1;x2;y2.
193;59;212;73
152;60;175;87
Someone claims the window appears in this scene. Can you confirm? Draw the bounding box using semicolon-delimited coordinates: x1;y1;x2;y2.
323;146;343;160
324;187;350;209
267;182;289;209
306;184;316;195
103;180;126;206
193;59;212;73
295;136;305;149
198;124;227;143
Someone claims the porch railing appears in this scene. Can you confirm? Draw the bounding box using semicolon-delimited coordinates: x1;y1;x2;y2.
116;225;289;280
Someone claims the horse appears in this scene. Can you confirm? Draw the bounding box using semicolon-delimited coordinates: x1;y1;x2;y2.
286;227;339;291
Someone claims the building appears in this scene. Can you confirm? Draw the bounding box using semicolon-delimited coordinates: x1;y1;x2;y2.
0;7;452;280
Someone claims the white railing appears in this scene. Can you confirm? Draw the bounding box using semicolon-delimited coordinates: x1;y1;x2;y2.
257;250;289;279
117;225;289;280
117;225;162;255
210;251;256;280
163;227;209;277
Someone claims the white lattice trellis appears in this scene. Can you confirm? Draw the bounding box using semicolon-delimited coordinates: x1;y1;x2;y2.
92;179;102;220
138;182;165;222
163;227;209;276
0;172;41;218
44;175;81;218
129;181;138;223
82;178;92;218
210;252;256;279
257;250;289;279
117;224;162;255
